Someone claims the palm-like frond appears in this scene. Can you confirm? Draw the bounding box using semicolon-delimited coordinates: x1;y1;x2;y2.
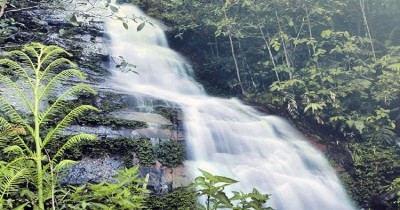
39;84;97;124
0;117;12;133
3;145;25;156
22;43;40;60
48;134;96;166
9;136;33;156
0;59;34;90
0;167;29;199
42;105;99;148
6;50;36;71
53;160;77;172
40;58;77;82
41;46;72;69
0;74;34;113
38;70;89;101
0;97;33;137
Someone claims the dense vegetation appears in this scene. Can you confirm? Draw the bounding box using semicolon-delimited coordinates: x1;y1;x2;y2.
131;0;400;209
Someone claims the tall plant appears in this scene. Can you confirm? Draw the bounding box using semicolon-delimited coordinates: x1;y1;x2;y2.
0;43;98;209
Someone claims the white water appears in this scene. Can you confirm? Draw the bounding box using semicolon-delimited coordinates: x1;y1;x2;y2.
105;4;355;210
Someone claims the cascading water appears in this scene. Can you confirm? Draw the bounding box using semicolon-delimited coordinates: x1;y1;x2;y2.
105;4;355;210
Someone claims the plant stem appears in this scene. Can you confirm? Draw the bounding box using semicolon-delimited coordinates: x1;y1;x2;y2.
34;50;44;210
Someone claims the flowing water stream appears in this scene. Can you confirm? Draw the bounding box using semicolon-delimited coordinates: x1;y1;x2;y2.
105;4;355;210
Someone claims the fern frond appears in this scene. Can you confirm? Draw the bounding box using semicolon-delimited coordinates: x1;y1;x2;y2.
39;84;97;124
53;160;77;172
40;59;77;82
11;135;33;156
6;50;36;71
42;105;99;148
0;117;12;132
0;167;29;199
41;46;72;67
0;59;34;90
388;63;400;71
3;145;25;156
0;96;34;137
50;134;96;164
0;74;34;113
22;43;41;59
0;120;31;155
38;70;88;101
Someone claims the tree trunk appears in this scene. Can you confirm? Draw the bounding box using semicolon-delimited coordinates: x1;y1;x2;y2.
0;0;8;18
259;25;280;83
360;0;377;62
225;11;245;95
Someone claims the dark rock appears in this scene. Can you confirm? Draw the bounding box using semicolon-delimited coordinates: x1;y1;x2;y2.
62;157;124;185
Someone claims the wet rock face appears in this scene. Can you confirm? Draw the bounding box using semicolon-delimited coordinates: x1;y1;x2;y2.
62;157;124;185
2;2;190;194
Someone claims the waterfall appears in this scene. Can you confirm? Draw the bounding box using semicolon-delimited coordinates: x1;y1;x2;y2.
105;4;355;210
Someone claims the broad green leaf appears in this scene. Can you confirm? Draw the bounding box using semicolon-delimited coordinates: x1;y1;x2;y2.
110;5;119;13
123;22;128;30
137;22;146;32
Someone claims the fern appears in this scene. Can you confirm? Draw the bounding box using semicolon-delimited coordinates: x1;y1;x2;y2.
48;133;96;166
6;50;36;71
42;105;99;148
39;84;97;124
388;63;400;71
53;160;77;172
0;167;29;199
39;69;86;100
3;145;25;156
0;58;34;90
0;74;34;113
0;43;98;209
0;97;33;137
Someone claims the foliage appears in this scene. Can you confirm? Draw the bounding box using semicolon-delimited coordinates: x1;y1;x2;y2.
341;142;400;206
388;177;400;208
155;140;186;168
58;165;149;209
191;169;273;210
81;138;155;167
0;43;98;209
145;187;197;210
134;1;400;208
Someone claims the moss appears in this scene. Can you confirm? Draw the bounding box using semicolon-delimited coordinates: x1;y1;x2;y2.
46;137;155;167
155;140;186;168
145;188;196;210
77;114;147;130
81;138;155;167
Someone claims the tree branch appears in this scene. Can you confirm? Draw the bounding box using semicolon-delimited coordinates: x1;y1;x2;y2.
0;0;8;18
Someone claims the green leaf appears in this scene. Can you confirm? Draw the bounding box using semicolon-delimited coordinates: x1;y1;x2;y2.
68;13;79;26
123;22;128;30
321;30;332;38
214;191;232;206
214;175;238;184
137;22;146;32
110;5;119;13
288;19;294;27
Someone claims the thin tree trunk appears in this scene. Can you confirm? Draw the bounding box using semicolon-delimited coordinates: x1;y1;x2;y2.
275;11;292;79
259;25;280;83
225;11;245;94
228;34;245;94
360;0;377;62
304;5;324;86
0;0;8;18
207;34;215;58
